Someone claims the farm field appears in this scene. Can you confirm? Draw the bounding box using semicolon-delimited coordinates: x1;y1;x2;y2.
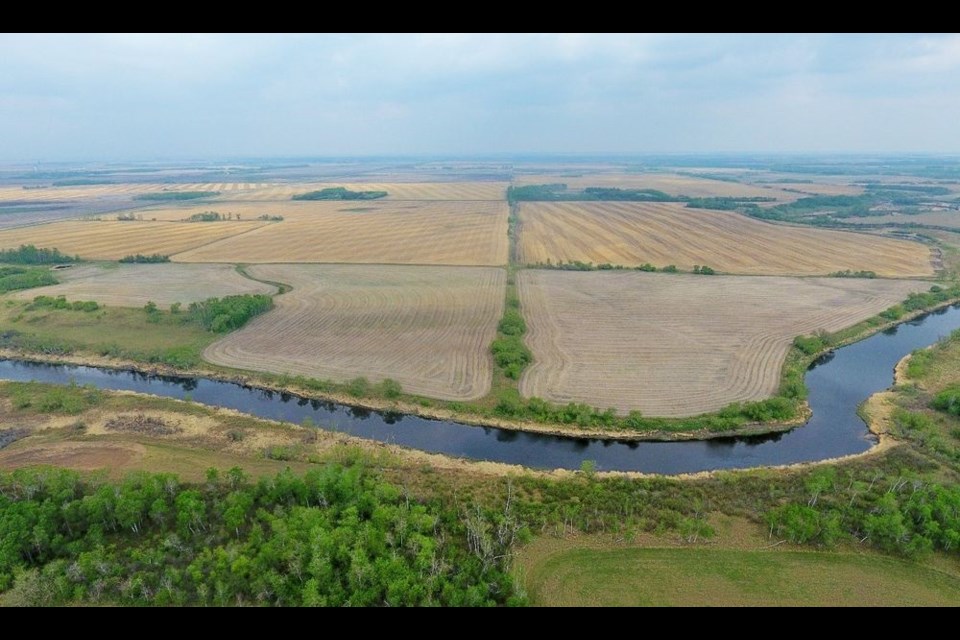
516;202;935;277
0;220;265;260
517;270;925;416
225;181;509;201
172;201;508;265
10;263;276;307
203;264;505;400
512;172;798;201
110;198;504;224
521;546;960;607
844;211;960;229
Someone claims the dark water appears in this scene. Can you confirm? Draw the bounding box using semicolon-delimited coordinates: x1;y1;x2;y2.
2;304;959;474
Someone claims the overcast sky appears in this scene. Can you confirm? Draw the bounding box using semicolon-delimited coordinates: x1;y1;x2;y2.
2;33;959;161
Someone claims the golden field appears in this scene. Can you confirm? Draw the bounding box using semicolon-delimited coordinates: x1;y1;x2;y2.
172;201;508;266
0;220;265;260
204;264;505;401
11;263;277;307
517;270;925;416
516;202;935;277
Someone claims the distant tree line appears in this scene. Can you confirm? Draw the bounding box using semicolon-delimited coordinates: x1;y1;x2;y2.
133;191;220;202
119;254;170;263
0;245;79;264
292;187;388;201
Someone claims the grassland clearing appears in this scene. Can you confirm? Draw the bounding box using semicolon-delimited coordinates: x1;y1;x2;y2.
0;220;265;260
519;543;960;606
204;264;505;400
517;270;925;416
9;263;276;307
172;200;508;266
517;202;934;277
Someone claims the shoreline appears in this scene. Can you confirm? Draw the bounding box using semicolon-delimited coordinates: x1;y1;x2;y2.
0;296;954;444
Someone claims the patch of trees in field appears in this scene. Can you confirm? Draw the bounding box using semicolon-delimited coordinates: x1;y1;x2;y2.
829;270;877;278
186;294;273;333
133;191;220;201
184;211;239;222
292;187;388;201
507;184;676;203
119;254;171;263
0;266;57;294
257;214;284;221
0;244;79;264
144;294;274;333
507;184;776;208
0;466;522;606
26;295;99;312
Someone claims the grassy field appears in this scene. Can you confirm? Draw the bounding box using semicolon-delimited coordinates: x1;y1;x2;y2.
520;546;960;606
0;220;265;260
10;263;276;307
517;201;935;277
518;270;925;416
171;200;508;266
0;300;216;366
204;264;505;400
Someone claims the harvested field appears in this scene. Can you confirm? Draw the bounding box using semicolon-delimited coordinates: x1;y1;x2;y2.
10;263;276;307
845;211;960;229
114;199;502;224
517;270;925;416
0;220;265;260
512;173;797;201
173;201;508;266
517;202;935;277
221;182;508;201
204;264;505;400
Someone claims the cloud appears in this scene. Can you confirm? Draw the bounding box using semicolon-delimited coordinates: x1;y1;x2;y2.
0;33;958;160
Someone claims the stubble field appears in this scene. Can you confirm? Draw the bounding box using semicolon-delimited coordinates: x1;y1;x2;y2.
171;201;508;266
517;202;934;277
517;270;925;416
0;220;265;260
203;264;505;400
11;263;277;307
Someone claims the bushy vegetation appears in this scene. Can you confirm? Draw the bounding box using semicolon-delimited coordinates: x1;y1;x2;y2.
187;294;273;333
257;214;284;221
6;381;102;414
27;295;99;312
692;265;716;275
0;266;57;293
133;191;220;201
185;211;237;222
0;466;522;606
507;184;676;203
119;254;170;263
765;468;960;558
292;187;388;201
0;245;79;264
829;269;878;278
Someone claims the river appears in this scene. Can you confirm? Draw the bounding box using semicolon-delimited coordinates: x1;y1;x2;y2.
1;304;958;474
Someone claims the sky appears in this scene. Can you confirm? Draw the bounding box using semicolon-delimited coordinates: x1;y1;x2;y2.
1;33;959;161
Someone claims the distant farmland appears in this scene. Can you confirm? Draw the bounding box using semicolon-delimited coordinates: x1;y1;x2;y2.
517;202;935;277
172;201;508;266
0;220;265;260
518;270;925;416
204;264;505;400
12;263;277;307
